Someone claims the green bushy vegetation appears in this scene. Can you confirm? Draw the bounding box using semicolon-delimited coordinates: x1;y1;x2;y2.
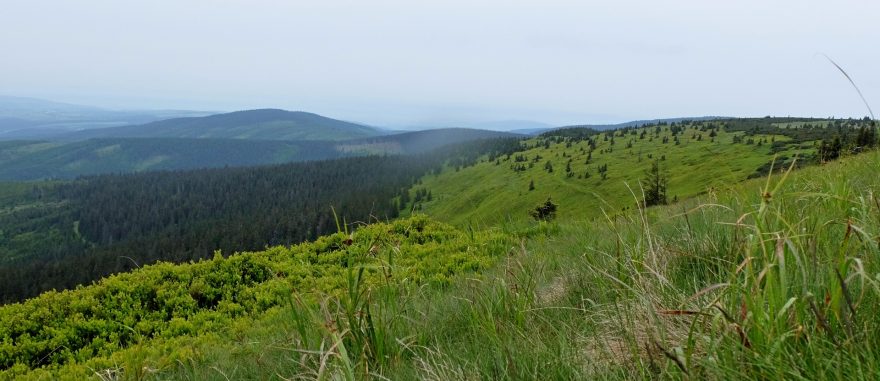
0;215;511;379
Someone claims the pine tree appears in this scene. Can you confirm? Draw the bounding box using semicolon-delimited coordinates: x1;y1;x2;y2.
856;125;877;148
528;179;535;191
819;136;843;162
641;160;668;207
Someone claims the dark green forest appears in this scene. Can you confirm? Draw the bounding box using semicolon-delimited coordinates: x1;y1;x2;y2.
0;128;518;181
0;137;522;303
0;138;342;180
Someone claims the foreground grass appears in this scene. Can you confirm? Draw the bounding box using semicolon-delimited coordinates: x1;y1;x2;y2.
147;151;880;380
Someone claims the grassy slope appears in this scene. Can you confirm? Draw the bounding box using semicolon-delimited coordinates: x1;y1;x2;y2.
411;124;806;226
149;149;880;380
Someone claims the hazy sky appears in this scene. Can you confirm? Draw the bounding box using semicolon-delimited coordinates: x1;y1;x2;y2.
2;0;878;127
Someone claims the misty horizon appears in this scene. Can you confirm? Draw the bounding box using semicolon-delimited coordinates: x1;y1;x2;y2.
2;0;878;128
0;93;869;132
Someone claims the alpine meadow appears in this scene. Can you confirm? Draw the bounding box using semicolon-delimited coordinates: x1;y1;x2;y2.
1;1;879;380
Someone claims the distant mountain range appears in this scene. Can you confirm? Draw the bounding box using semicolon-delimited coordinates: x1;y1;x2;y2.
0;96;212;138
62;109;383;141
0;96;733;179
390;120;553;135
0;99;524;179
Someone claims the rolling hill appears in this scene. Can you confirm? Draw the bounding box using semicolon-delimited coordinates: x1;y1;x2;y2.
63;108;384;141
401;117;857;225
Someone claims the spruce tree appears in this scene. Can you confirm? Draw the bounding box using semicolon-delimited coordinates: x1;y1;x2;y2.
642;159;668;207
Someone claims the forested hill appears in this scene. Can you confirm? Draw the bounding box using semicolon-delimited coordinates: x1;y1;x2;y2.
0;137;522;302
0;138;340;180
63;108;383;141
0;128;518;180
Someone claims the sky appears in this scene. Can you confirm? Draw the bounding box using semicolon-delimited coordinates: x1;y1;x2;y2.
1;0;878;128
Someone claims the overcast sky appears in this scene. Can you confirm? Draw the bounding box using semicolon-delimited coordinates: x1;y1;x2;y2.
1;0;878;127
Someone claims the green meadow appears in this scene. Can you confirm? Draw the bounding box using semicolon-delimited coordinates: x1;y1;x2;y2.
409;121;807;226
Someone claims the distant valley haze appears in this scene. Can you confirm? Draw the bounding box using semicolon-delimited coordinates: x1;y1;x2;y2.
0;94;727;139
0;94;598;133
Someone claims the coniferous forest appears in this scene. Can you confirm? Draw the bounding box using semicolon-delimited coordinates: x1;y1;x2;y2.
0;138;522;302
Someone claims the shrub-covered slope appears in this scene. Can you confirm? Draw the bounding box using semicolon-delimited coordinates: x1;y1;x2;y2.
0;216;511;379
